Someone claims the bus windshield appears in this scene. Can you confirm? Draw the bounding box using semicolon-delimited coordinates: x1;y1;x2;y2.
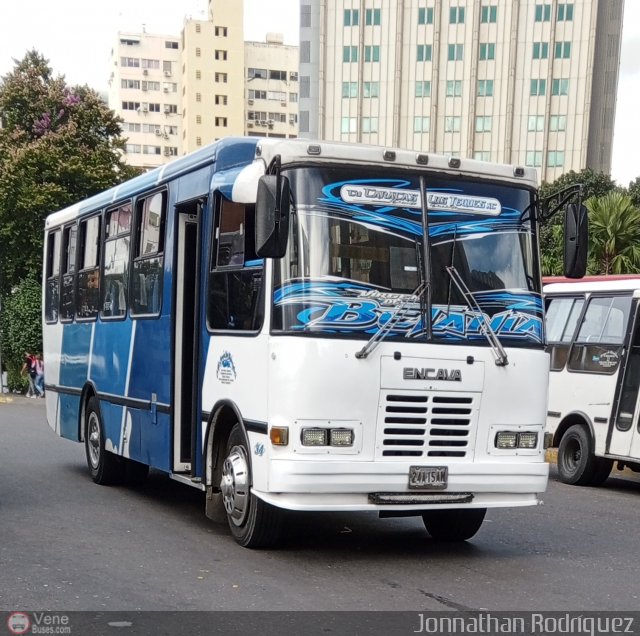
273;165;542;346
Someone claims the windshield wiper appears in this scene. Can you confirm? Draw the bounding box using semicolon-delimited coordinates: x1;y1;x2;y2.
445;265;509;366
355;282;425;360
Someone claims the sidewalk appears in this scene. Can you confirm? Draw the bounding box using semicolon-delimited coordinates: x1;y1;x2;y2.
0;392;45;404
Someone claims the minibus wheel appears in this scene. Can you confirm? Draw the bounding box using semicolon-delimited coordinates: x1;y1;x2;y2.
557;424;612;486
84;396;121;485
421;508;486;541
221;423;282;548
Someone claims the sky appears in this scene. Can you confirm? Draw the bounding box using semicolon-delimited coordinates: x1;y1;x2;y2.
0;0;638;186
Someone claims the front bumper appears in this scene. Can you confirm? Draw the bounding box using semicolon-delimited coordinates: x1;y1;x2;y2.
255;459;549;511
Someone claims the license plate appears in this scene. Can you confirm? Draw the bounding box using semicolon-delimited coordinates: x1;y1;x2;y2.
408;466;448;490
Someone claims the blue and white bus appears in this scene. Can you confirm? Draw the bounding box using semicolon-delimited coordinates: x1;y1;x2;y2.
43;137;585;547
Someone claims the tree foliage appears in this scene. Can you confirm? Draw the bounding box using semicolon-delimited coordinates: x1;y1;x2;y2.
0;50;140;294
585;192;640;275
627;177;640;208
539;169;620;275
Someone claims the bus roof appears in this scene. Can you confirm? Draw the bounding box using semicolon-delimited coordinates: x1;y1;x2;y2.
544;275;640;294
46;136;538;229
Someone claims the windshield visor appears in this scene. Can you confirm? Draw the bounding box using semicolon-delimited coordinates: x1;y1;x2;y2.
273;167;542;346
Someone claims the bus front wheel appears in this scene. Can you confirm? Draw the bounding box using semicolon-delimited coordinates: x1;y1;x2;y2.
557;424;612;486
84;396;121;485
220;424;283;548
421;508;486;541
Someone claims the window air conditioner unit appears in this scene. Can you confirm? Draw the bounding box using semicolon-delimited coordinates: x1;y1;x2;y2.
281;101;287;107
164;106;171;114
247;122;254;128
163;87;169;93
155;129;162;136
141;105;148;112
143;69;148;75
259;120;267;126
164;71;171;77
248;99;254;105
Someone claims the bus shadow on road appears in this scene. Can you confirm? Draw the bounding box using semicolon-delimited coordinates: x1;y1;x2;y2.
63;464;548;554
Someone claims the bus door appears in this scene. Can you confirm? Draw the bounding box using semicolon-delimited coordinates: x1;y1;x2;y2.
609;302;640;458
173;199;204;474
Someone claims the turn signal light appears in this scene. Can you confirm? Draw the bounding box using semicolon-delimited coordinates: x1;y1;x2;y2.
270;426;289;446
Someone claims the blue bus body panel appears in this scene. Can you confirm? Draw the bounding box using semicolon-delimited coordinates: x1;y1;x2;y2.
128;317;172;404
90;320;133;396
58;323;93;440
59;394;81;441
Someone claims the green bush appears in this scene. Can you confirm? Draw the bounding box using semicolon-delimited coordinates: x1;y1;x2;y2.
0;277;42;390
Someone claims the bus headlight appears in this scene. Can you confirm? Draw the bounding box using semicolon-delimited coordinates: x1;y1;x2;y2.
301;427;355;447
517;432;538;449
329;428;354;447
494;431;539;450
301;428;328;446
495;431;518;449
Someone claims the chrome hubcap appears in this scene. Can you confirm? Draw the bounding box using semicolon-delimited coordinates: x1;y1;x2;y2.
87;413;101;469
221;445;250;527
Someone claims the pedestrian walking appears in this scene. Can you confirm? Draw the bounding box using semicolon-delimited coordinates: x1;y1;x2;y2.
34;354;45;398
21;352;38;398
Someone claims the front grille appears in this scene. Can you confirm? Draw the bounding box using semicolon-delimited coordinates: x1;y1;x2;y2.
377;392;476;459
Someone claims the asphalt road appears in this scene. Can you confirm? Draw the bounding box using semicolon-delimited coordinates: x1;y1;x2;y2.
1;395;639;613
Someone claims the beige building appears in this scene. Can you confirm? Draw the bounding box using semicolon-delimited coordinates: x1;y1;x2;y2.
245;33;300;138
181;1;246;154
108;32;182;169
299;0;624;182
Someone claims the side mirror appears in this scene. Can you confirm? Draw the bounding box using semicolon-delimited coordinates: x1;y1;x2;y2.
563;203;588;278
255;174;290;259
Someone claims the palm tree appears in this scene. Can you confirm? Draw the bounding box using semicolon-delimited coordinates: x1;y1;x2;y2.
585;192;640;275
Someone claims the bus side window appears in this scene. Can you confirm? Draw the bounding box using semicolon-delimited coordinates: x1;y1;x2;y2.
545;296;584;371
44;230;61;323
100;202;132;319
131;191;165;317
60;224;78;322
76;215;102;320
208;198;264;332
568;295;631;374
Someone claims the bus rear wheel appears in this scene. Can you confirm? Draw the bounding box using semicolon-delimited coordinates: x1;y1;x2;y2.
221;424;282;548
421;508;486;541
84;396;121;485
557;424;612;486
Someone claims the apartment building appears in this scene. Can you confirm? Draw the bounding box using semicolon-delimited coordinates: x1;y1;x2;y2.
110;0;299;164
108;32;182;169
181;0;245;154
245;33;300;138
299;0;624;182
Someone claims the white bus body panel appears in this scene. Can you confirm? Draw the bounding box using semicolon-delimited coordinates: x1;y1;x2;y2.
203;336;549;512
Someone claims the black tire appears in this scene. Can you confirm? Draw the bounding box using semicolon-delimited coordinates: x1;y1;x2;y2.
557;424;612;486
422;508;486;541
220;423;282;548
84;396;121;485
